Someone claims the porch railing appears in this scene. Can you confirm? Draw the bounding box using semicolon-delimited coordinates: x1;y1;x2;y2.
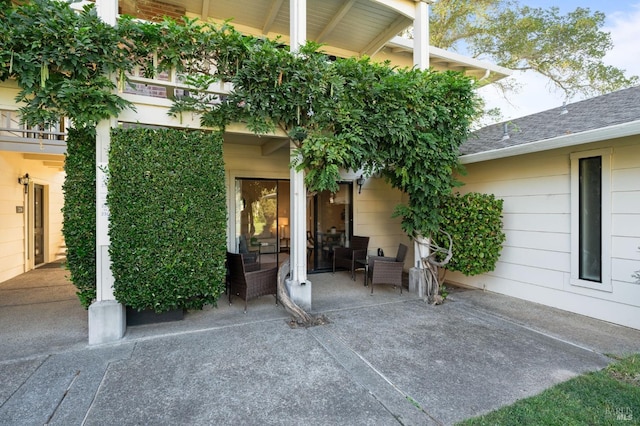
0;60;230;148
0;110;67;146
123;59;232;102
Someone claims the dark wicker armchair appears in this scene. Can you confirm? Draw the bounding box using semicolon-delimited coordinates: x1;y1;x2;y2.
333;235;370;280
227;252;278;313
368;243;408;294
238;235;258;267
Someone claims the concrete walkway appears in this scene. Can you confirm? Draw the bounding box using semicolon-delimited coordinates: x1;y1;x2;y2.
1;263;639;425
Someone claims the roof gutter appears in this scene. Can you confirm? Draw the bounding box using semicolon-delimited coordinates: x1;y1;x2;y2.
459;119;640;164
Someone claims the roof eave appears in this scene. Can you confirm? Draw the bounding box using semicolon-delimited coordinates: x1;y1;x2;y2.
385;36;512;80
459;120;640;164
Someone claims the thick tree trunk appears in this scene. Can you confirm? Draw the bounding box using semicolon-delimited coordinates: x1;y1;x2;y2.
277;258;314;324
415;231;453;305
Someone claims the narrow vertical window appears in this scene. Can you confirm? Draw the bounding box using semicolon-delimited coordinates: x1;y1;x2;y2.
578;157;602;282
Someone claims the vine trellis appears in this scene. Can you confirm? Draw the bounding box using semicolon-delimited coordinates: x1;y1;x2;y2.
2;0;506;319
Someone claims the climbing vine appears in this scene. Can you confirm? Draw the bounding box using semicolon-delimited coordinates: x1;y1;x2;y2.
2;0;503;290
0;0;131;127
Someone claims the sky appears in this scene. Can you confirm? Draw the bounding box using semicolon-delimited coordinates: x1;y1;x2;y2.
477;1;640;123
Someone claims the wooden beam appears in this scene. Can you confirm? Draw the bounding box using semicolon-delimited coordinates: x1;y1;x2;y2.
361;16;411;57
201;0;210;19
262;0;285;34
23;153;65;161
43;161;65;169
316;0;356;43
261;138;289;156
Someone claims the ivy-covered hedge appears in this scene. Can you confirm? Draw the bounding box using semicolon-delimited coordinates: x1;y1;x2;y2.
435;192;506;276
62;127;97;308
108;128;227;312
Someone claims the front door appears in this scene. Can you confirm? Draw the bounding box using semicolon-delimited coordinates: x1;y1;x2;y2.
33;184;45;265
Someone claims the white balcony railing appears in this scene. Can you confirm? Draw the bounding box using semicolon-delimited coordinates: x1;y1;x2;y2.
0;110;67;150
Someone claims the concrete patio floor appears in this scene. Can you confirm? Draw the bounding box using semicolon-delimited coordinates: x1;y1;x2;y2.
1;262;639;425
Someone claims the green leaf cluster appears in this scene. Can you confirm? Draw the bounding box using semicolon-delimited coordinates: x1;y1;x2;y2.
62;127;97;308
434;192;506;276
198;47;480;235
3;1;503;278
108;128;227;312
1;0;132;127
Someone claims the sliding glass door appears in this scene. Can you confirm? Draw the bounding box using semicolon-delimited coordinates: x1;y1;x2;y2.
234;178;352;272
235;179;290;265
308;182;353;272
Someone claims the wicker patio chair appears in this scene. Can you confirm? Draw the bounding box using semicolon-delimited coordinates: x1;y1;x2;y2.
227;252;278;313
367;243;408;294
332;235;369;280
238;235;259;268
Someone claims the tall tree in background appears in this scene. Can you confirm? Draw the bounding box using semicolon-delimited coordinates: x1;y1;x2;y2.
428;0;637;99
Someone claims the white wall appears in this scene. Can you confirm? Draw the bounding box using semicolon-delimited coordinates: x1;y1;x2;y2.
347;173;411;263
449;136;640;330
0;151;66;283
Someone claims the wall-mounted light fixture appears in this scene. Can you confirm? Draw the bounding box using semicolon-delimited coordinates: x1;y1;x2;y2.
18;173;30;194
356;175;365;194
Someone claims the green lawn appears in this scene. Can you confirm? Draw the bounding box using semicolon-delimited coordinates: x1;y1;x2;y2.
458;354;640;425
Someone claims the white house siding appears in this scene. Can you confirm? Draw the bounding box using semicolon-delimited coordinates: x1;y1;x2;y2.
0;151;66;283
345;174;411;263
448;136;640;330
0;81;19;107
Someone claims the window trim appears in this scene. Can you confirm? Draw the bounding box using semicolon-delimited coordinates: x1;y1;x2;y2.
570;148;612;292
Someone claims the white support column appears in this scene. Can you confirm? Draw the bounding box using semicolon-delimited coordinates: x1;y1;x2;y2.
289;0;306;50
413;1;430;70
413;1;430;272
285;0;312;311
96;0;117;25
89;0;126;345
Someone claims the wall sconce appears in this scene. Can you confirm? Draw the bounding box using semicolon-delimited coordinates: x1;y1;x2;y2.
18;173;30;194
356;175;365;194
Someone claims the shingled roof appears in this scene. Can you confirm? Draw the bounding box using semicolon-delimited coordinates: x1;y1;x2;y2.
460;85;640;156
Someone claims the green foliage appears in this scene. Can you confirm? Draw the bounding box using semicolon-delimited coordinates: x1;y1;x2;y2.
1;0;132;127
458;354;640;425
118;15;254;80
430;1;638;99
199;48;480;234
108;128;227;312
3;2;496;275
434;193;506;276
62;127;96;308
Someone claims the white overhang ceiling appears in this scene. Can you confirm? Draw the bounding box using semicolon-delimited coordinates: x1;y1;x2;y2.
155;0;510;81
